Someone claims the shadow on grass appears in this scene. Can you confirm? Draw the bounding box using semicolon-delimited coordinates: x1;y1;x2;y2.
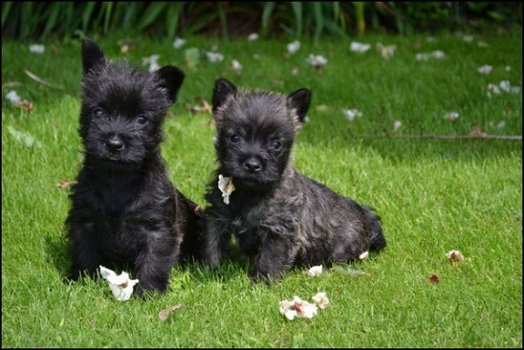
44;234;71;280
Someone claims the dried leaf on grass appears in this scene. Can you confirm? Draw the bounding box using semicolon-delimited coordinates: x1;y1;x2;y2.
185;97;212;115
56;179;78;189
427;273;440;284
159;304;184;321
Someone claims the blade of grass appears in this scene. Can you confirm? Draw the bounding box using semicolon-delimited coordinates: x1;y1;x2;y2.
312;2;324;45
261;2;275;37
291;2;303;38
2;1;13;28
137;3;167;33
166;2;184;39
217;3;228;41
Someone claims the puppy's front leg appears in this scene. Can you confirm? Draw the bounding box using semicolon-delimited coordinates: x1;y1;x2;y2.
133;229;178;296
202;213;232;267
252;230;294;283
67;221;103;281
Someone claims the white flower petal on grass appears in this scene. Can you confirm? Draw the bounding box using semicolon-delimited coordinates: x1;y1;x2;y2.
445;250;465;264
218;174;235;205
487;83;501;97
143;54;160;72
6;90;21;104
499;80;511;92
343;108;362;121
291;67;299;76
29;44;45;54
376;42;396;59
312;292;329;309
247;33;259;41
231;59;242;73
173;37;186;49
307;265;323;277
99;266;139;301
487;81;521;97
279;296;318;320
206;51;224;63
445;112;460;121
350;41;371;53
279;300;297;320
358;251;369;260
477;65;493;75
393;120;402;131
307;54;328;71
415;50;445;61
463;35;474;43
287;40;301;54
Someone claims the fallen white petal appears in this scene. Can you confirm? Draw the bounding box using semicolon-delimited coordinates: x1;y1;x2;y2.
312;292;329;309
376;42;396;59
343;108;362;121
477;65;493;75
206;51;224;62
6;90;21;104
445;112;460;121
287;40;301;54
280;296;318;320
231;59;242;72
307;54;327;67
359;251;369;260
218;174;235;205
143;54;161;72
99;266;139;301
445;250;465;263
29;44;45;54
307;265;323;277
350;41;371;53
247;33;259;41
173;37;186;49
463;35;474;43
392;120;402;131
499;80;511;92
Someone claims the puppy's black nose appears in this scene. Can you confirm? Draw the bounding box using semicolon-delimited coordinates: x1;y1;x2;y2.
106;137;124;152
243;157;262;173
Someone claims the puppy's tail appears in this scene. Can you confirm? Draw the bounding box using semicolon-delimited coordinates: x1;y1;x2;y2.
362;205;387;251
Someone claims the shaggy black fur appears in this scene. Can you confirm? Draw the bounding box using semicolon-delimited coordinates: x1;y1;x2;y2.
201;79;387;282
65;39;200;295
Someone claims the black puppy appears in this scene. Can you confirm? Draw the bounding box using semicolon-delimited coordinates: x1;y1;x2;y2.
66;40;199;295
201;79;386;282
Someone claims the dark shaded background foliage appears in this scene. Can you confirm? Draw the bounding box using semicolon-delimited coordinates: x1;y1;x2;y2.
2;2;522;42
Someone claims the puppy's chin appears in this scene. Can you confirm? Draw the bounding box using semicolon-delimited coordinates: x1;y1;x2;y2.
90;155;143;173
233;177;277;193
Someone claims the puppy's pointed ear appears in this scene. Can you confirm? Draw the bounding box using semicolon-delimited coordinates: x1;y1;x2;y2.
212;78;237;113
81;39;106;75
287;88;312;123
156;65;185;102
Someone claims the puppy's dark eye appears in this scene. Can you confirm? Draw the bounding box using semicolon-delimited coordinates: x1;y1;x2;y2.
92;107;105;118
271;139;282;150
136;115;148;124
230;133;241;143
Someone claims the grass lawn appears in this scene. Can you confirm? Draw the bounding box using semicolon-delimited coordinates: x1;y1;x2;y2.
2;30;522;347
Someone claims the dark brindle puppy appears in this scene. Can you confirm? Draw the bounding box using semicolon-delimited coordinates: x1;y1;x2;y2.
201;79;386;282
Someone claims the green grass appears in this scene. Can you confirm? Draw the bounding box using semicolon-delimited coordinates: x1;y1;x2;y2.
2;31;522;347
